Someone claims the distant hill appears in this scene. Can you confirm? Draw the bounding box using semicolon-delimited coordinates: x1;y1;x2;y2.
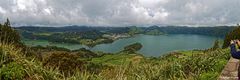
16;25;234;38
154;26;234;38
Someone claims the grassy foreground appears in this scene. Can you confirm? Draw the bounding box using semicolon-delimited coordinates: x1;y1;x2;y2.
0;41;230;80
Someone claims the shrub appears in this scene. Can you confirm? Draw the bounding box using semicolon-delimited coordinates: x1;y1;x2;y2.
73;48;98;58
43;52;86;75
0;62;26;80
31;45;71;52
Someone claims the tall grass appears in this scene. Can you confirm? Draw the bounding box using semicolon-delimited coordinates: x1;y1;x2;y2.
87;49;230;80
0;43;62;80
0;41;230;80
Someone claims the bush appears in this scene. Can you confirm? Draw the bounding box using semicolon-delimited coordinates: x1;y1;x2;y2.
0;62;26;80
73;48;98;58
43;52;86;75
31;45;71;52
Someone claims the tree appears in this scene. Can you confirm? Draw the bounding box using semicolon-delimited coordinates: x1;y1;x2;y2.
0;19;21;45
211;40;220;50
222;25;240;48
4;18;10;27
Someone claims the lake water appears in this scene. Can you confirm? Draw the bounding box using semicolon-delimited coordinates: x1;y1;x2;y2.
23;34;221;57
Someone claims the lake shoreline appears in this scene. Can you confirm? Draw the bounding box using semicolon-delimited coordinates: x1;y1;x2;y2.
22;34;222;57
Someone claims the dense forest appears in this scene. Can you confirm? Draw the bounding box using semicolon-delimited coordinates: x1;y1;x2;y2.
0;20;236;80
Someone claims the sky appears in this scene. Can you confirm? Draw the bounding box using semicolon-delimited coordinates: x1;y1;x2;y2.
0;0;240;27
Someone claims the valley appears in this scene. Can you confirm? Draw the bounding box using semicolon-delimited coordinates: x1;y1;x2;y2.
0;20;239;80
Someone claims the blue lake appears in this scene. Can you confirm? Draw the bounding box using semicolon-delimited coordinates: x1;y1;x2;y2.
23;34;221;57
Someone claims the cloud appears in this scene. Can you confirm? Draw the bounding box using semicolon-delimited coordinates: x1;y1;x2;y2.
0;7;6;14
0;0;239;26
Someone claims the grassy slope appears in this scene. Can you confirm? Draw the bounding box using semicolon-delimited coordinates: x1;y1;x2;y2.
0;43;62;80
92;49;230;80
91;53;143;66
88;48;230;80
0;42;230;80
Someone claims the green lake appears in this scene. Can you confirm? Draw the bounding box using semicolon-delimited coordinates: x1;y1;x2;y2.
23;34;221;57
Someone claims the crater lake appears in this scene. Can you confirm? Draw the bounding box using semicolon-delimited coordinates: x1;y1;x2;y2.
23;34;221;57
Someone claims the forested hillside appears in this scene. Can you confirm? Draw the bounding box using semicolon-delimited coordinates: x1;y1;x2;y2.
17;25;234;37
155;26;234;37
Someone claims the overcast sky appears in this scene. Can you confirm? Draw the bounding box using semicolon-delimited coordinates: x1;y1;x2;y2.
0;0;240;27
